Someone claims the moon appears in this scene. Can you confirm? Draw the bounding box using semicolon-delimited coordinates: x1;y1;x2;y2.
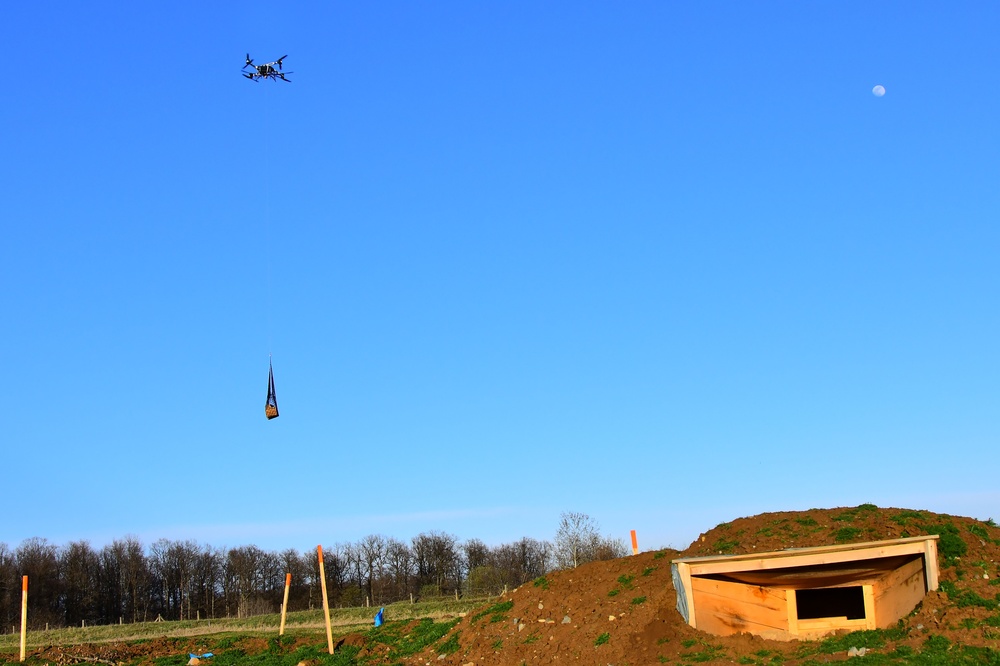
872;85;886;97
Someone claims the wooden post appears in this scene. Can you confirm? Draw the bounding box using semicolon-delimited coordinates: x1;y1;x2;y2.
631;530;639;555
19;576;27;662
279;573;292;635
317;546;334;654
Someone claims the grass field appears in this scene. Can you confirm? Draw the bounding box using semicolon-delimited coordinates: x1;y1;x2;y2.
0;598;485;653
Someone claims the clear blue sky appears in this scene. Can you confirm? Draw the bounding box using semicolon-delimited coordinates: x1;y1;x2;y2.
2;1;997;555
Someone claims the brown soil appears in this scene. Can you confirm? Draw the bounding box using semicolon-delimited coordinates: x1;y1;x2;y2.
413;505;1000;665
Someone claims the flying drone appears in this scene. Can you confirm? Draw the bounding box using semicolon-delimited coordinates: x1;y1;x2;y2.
243;54;292;82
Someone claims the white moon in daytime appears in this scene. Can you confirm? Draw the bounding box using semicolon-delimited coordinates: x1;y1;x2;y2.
872;84;886;97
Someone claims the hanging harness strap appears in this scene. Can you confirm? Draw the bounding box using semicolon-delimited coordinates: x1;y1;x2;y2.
265;361;279;420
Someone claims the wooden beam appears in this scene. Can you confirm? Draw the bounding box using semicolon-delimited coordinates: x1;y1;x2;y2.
923;539;939;591
680;537;939;577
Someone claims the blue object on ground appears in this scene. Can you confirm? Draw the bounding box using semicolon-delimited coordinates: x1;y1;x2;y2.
374;607;385;627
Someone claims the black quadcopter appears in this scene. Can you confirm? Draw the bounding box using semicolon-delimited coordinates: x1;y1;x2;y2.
243;54;292;82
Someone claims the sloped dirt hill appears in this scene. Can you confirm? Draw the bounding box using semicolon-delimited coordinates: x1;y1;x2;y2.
412;506;1000;665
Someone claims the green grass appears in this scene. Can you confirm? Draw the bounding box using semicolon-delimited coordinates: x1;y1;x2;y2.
891;510;927;526
922;523;968;561
617;574;635;588
712;538;740;553
642;566;656;577
631;596;647;605
0;598;485;658
939;580;999;609
795;517;818;527
970;524;990;539
594;632;610;646
469;600;514;624
367;617;463;660
806;625;907;655
653;551;667;560
533;576;549;591
833;527;862;543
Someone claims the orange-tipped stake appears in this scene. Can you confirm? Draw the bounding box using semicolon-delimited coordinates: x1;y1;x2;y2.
317;546;334;654
20;576;27;662
631;530;639;556
279;573;292;635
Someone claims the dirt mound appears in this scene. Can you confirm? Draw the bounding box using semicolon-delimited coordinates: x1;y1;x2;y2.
414;506;1000;665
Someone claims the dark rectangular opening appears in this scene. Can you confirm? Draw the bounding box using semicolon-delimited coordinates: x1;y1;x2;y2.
795;586;866;620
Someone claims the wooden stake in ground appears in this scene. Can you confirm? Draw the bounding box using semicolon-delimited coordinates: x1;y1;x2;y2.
19;575;27;662
279;573;292;635
317;546;334;654
631;530;639;555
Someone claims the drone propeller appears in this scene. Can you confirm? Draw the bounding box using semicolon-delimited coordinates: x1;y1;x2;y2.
276;55;287;70
244;53;254;69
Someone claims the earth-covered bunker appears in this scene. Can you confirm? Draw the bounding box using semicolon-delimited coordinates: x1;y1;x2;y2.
672;535;940;641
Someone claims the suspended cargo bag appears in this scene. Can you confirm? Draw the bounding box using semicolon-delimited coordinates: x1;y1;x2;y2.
265;362;279;420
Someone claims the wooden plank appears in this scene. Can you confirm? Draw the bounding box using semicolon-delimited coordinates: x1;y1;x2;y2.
924;539;939;591
874;557;926;627
684;538;939;576
676;535;937;566
672;562;696;628
863;585;876;630
786;583;798;636
795;616;870;639
692;576;788;636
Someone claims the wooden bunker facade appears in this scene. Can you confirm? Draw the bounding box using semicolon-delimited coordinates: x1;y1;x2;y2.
671;535;940;641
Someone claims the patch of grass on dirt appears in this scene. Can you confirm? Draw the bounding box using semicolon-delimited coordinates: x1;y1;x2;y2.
594;632;610;646
833;527;862;543
891;509;927;526
682;642;726;662
653;551;668;560
631;596;647;605
491;638;503;650
795;516;818;527
808;625;907;655
607;589;620;597
617;574;634;589
712;538;740;553
939;580;1000;609
367;617;462;661
532;576;549;591
470;601;513;624
436;630;461;656
523;633;539;644
642;566;656;577
923;523;968;562
970;524;990;539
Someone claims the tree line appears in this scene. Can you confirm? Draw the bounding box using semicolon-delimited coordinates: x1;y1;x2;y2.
0;513;625;632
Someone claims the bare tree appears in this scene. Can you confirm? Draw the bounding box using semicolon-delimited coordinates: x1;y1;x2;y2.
554;511;600;569
0;543;16;629
59;540;100;626
412;532;460;596
16;538;61;628
384;538;414;601
462;538;490;575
